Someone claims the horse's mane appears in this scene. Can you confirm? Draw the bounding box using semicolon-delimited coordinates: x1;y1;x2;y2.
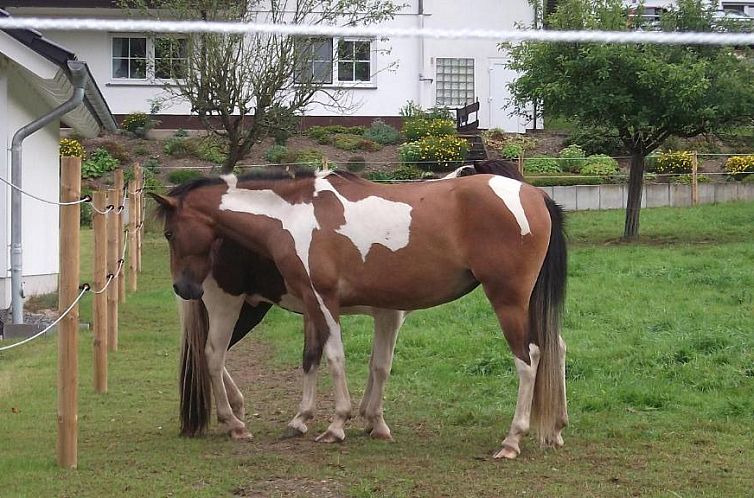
473;159;525;182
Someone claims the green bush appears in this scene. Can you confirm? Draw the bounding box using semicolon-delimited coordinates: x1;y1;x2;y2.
400;135;469;171
564;126;624;155
399;101;453;120
724;155;754;180
168;169;204;184
163;137;190;157
345;156;367;173
524;157;561;174
333;134;364;151
364;119;401;145
527;175;606;187
193;136;226;164
648;150;693;174
558;144;586;173
82;148;119;179
580;154;619;176
367;165;427;181
501;143;524;160
121;112;156;138
402;118;456;142
673;174;711;184
59;138;85;158
306;125;365;144
133;144;149;157
293;148;325;168
143;156;161;173
264;144;289;163
174;128;189;138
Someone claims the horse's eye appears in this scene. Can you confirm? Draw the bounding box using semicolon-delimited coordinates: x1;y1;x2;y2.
164;231;174;240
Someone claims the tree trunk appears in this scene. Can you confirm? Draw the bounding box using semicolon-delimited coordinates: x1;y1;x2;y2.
623;151;645;240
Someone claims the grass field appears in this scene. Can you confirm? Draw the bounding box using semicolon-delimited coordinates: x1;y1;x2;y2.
1;202;753;497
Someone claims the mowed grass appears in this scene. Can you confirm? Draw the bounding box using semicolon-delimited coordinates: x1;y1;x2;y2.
1;201;753;497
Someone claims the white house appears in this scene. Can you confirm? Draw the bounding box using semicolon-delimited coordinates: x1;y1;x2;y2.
3;0;538;132
0;10;116;313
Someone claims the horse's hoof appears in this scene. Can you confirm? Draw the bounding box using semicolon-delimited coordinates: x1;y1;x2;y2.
229;427;253;441
493;445;520;460
315;429;345;443
369;429;393;441
280;425;307;439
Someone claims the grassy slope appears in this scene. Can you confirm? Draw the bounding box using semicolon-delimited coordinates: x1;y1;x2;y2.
1;202;753;497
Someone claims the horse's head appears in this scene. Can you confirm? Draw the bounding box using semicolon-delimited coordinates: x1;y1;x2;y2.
150;193;217;300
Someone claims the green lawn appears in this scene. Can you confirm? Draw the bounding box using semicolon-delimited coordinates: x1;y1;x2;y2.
1;202;753;497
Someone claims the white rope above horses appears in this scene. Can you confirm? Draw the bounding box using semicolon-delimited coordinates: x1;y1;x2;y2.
1;17;753;45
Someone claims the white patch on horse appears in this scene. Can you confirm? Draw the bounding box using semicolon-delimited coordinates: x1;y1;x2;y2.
219;176;337;330
313;177;413;262
488;176;531;236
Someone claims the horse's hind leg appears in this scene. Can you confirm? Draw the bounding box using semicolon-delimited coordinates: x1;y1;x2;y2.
482;286;540;460
202;278;250;440
223;368;244;420
359;309;405;440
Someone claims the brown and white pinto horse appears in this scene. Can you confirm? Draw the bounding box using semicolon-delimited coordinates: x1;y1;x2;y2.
153;164;567;459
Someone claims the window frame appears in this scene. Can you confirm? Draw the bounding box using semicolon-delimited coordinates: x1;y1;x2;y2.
109;33;188;85
294;36;375;88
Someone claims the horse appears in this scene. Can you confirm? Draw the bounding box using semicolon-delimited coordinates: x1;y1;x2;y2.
177;236;407;442
153;161;567;459
175;161;525;445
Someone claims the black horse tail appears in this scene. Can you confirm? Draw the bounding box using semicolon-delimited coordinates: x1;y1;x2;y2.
529;196;568;446
178;298;212;437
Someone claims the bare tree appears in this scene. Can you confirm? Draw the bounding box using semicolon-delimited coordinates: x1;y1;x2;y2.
124;0;401;172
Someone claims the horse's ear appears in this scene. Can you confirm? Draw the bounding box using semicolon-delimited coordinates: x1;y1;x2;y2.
149;193;177;210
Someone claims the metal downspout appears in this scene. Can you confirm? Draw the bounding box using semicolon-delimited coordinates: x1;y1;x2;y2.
10;60;88;324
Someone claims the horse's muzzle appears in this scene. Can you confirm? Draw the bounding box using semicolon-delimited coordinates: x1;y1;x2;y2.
173;281;204;300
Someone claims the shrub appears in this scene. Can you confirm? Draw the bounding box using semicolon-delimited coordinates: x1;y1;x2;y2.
143;156;161;173
121;112;156;138
82;148;119;179
402;118;456;141
168;169;204;184
265;144;289;163
367;165;427;181
558;144;586;173
364;119;401;145
724;155;754;180
163;137;190;157
401;135;469;171
648;150;694;174
294;148;325;168
399;101;453;120
564;126;624;155
133;144;149;157
306;125;366;144
333;134;364;151
306;126;333;144
673;174;711;184
527;175;606;187
174;128;189;138
345;156;367;173
194;136;226;164
500;143;524;160
357;138;383;152
580;154;619;176
524;157;561;175
59;138;85;158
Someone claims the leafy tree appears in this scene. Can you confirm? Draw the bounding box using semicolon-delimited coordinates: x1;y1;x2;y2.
507;0;754;238
123;0;400;172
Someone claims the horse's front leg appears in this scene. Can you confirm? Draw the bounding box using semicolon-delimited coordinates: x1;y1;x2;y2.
202;277;250;440
359;309;406;440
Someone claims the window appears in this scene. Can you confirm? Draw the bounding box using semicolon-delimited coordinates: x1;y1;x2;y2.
435;58;475;107
112;35;188;81
294;37;371;85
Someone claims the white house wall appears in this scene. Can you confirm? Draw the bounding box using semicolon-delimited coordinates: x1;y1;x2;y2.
8;2;536;131
0;65;61;309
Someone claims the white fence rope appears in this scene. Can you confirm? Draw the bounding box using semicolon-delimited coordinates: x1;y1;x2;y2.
0;288;87;352
0;175;89;206
1;17;754;45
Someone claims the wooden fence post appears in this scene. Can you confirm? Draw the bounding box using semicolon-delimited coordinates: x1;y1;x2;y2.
92;190;108;393
518;154;524;176
115;169;126;303
692;151;699;206
135;164;143;273
57;155;81;469
107;189;119;352
128;181;138;292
